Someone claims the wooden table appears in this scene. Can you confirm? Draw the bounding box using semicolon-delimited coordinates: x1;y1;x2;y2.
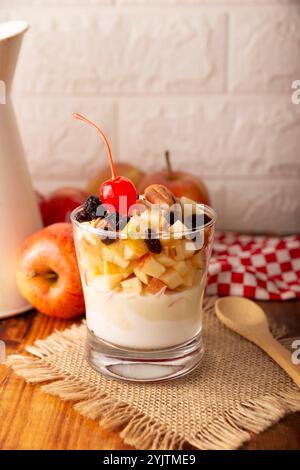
0;300;300;450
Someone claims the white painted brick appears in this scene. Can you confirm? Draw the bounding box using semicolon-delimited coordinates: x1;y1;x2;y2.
1;1;112;6
208;178;300;234
11;0;295;6
117;0;297;4
8;8;226;94
13;96;116;194
2;2;299;234
118;96;300;178
230;6;300;93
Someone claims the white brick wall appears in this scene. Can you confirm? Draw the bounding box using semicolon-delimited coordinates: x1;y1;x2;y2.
1;0;300;233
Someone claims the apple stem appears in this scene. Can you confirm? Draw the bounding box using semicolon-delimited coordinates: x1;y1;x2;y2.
45;272;58;280
29;271;57;280
165;150;172;178
74;112;117;180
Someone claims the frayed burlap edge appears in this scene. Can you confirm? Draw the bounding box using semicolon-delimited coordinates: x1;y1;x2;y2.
6;311;300;450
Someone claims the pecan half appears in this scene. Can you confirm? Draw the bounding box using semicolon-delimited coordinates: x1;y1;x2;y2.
144;184;176;207
96;218;110;230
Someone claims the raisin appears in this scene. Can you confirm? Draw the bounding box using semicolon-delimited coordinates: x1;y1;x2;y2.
76;195;103;222
83;196;101;219
144;229;162;254
164;210;181;226
75;210;89;223
185;213;211;231
99;226;116;245
203;214;211;225
185;213;211;242
101;237;116;245
96;204;107;218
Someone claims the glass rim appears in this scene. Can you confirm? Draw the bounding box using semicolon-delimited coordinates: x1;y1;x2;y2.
70;203;217;238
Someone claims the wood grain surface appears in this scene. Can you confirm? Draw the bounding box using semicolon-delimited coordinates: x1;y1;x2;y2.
0;300;299;450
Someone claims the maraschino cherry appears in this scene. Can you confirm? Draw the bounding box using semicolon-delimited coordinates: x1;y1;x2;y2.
74;113;137;216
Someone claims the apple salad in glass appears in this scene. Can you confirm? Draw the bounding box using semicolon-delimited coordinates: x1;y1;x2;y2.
71;114;216;382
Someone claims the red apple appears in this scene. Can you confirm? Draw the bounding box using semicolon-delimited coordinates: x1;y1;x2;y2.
138;152;210;205
16;223;85;319
86;162;145;196
42;187;88;226
35;190;45;207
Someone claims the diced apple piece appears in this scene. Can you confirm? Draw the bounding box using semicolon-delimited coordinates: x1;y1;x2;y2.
180;195;197;207
122;261;137;279
123;239;148;260
182;272;193;288
180;196;203;217
140;207;159;230
101;242;129;269
78;223;100;246
92;274;124;290
103;260;135;278
141;207;170;233
84;266;102;286
159;268;183;290
130;199;148;215
145;278;167;295
121;215;148;238
139;255;166;278
182;267;197;288
191;251;205;269
163;239;195;260
103;260;122;275
173;260;188;276
170;220;187;239
182;240;196;258
154;253;176;267
168;241;185;261
121;277;142;294
187;229;204;250
81;240;103;273
134;267;149;285
81;236;102;258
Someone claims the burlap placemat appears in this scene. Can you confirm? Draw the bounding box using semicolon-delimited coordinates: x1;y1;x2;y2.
7;298;300;450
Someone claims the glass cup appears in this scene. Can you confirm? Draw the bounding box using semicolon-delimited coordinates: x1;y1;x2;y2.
71;203;216;382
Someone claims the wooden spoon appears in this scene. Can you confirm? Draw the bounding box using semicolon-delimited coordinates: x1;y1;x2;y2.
215;296;300;388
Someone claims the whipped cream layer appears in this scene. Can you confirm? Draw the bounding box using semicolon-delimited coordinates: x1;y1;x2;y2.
84;281;204;350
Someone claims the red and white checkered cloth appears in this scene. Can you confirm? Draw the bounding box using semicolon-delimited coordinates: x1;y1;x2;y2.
207;232;300;300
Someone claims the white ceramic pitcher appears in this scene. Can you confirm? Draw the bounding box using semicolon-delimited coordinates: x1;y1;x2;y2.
0;21;42;318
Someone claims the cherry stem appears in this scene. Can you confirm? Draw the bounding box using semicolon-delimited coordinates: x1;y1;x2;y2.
73;112;116;180
165;150;172;178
